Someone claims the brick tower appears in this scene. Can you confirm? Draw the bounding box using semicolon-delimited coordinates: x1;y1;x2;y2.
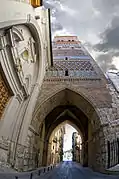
46;36;102;79
34;36;119;171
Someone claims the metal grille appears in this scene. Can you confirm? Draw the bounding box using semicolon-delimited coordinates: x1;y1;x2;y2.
107;138;119;168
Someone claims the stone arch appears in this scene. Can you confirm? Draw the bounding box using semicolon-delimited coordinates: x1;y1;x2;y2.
47;120;83;165
10;26;24;42
45;108;85;142
33;86;104;133
52;120;82;138
33;88;107;171
33;85;99;120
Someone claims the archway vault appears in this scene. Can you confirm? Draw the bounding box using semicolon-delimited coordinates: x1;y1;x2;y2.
34;87;100;123
32;87;108;171
45;105;87;141
34;86;99;118
49;119;82;139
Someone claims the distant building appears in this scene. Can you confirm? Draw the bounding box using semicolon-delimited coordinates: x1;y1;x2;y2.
72;132;81;162
48;125;65;165
63;149;72;161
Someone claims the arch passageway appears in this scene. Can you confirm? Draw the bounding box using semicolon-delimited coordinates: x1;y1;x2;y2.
33;88;106;171
47;120;83;165
44;105;87;166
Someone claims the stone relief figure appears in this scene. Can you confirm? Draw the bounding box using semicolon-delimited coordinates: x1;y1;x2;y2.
16;57;22;72
28;37;36;63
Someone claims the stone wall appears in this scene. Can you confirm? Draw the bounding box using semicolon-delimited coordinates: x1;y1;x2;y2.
7;75;119;172
12;79;119;171
31;77;119;172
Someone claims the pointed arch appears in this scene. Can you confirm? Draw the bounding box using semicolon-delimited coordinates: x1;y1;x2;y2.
32;86;109;171
33;86;99;121
10;26;24;42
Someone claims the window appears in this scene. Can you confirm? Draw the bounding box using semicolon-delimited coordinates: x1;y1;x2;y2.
65;70;69;76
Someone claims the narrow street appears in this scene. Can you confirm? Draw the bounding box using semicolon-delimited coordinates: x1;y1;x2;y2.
1;1;119;177
35;162;119;179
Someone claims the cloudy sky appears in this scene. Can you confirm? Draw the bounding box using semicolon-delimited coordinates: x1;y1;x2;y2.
43;0;119;72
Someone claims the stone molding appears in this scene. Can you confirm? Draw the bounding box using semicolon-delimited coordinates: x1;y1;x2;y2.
0;137;10;151
44;77;101;81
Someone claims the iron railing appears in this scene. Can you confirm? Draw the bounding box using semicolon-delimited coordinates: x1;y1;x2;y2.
107;138;119;168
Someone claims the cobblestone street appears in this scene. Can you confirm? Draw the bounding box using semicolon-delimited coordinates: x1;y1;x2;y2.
1;161;117;179
0;162;119;179
36;162;119;179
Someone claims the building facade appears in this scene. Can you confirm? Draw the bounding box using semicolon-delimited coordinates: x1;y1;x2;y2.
72;132;81;162
0;0;52;171
47;125;65;165
63;149;72;161
46;36;99;79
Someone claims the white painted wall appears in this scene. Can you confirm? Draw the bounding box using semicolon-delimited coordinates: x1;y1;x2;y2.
0;1;35;28
0;2;52;170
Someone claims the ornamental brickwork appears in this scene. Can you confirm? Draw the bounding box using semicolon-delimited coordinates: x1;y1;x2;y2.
46;36;102;80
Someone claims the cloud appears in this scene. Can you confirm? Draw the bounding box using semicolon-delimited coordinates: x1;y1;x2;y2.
43;0;119;70
44;0;101;38
43;1;54;9
51;21;63;32
43;0;64;33
44;0;119;42
92;0;119;15
96;54;117;72
94;16;119;52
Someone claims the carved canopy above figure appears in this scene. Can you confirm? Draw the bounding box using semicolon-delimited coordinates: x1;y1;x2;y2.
7;25;37;96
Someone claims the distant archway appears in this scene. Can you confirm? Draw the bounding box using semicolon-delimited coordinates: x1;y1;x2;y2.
47;120;83;165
